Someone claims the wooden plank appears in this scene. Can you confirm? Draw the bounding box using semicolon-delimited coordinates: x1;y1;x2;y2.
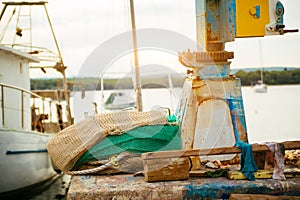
142;147;241;160
142;141;300;160
143;157;190;182
189;170;208;177
230;194;300;200
283;141;300;149
31;90;70;100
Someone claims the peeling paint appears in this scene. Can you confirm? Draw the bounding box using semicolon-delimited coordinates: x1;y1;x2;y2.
67;175;300;199
183;179;300;199
226;98;248;143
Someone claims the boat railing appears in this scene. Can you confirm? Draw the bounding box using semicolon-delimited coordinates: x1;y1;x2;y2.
0;83;66;132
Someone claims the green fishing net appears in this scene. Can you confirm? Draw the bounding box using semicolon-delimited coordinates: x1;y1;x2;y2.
75;123;181;169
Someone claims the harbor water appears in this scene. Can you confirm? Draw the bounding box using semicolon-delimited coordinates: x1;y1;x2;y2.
7;174;71;200
30;84;300;199
72;84;300;143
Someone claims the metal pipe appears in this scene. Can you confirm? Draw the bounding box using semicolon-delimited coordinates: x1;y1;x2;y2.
1;2;46;6
0;6;15;43
1;85;4;127
21;90;24;128
101;73;104;114
29;5;32;51
43;4;63;63
129;0;143;111
42;98;45;115
49;101;52;122
44;4;72;125
195;0;206;50
0;4;8;21
0;83;63;128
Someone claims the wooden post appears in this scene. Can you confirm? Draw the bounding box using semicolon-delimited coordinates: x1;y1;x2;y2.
129;0;143;111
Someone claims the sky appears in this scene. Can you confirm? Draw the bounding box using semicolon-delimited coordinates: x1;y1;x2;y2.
0;0;300;78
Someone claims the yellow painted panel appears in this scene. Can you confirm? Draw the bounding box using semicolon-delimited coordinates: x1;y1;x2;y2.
236;0;270;37
228;169;300;179
228;170;273;180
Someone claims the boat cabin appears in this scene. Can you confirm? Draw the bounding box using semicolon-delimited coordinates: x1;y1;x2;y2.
0;46;39;130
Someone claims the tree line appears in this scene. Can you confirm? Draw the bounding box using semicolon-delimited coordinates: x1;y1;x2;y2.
30;69;300;91
234;69;300;86
30;76;186;91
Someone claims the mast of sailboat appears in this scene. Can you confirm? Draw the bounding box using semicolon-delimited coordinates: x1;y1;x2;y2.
259;39;264;83
129;0;143;111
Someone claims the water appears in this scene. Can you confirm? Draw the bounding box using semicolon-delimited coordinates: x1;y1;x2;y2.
7;174;71;200
242;85;300;143
31;85;300;199
71;85;300;143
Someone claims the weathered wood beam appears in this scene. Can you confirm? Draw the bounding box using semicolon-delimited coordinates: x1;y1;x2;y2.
142;141;300;160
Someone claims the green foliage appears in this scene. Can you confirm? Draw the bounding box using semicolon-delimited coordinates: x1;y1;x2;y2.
234;69;300;86
30;69;300;90
31;78;58;90
30;76;185;91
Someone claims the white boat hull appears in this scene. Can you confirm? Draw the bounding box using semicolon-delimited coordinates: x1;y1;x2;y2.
254;83;268;93
105;102;136;110
104;91;136;110
0;128;57;194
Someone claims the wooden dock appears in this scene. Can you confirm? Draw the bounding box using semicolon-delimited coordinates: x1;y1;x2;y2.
67;174;300;199
67;141;300;199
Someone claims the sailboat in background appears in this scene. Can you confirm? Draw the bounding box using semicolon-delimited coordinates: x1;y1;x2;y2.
253;39;267;93
100;0;141;113
253;68;268;93
104;91;136;110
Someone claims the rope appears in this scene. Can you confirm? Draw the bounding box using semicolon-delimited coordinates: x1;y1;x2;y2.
85;160;108;166
65;152;131;175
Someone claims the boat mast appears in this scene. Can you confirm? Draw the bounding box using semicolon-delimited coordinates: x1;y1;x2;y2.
258;39;264;83
129;0;143;111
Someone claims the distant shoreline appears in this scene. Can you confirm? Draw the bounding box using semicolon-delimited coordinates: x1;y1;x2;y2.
31;68;300;91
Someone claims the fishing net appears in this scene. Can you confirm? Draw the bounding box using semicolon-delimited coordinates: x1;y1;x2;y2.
74;124;181;170
46;110;168;172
